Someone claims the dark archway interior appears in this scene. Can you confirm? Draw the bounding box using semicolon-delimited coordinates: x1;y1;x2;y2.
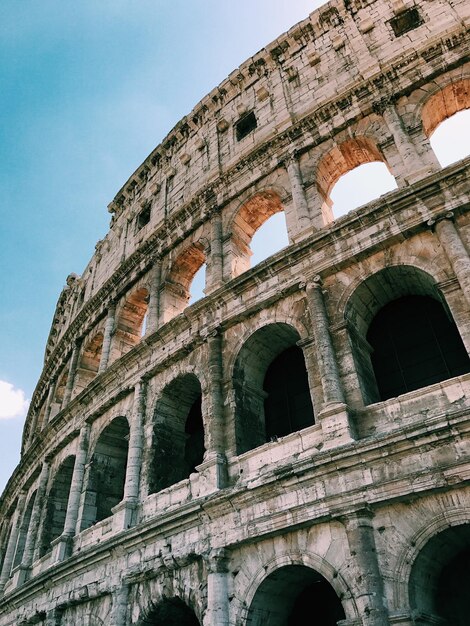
247;565;345;626
263;346;314;441
409;523;470;625
140;597;200;626
367;295;470;401
234;323;313;454
150;374;205;494
81;416;129;530
40;456;75;557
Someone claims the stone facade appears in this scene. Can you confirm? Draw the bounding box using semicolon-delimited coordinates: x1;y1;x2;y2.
1;0;470;624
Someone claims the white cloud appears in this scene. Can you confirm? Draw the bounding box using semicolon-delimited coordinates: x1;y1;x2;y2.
0;380;29;420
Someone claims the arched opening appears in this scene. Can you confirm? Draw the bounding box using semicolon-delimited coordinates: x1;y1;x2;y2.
409;524;470;625
74;332;104;395
80;416;129;530
317;137;397;221
139;597;201;626
230;191;287;278
189;262;207;305
149;373;205;494
50;369;68;420
345;266;470;405
12;490;37;568
422;79;470;166
39;456;75;557
234;323;314;455
110;288;149;363
329;162;398;218
162;244;206;322
247;564;345;625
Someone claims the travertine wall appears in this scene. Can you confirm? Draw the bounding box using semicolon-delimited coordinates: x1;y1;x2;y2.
1;0;470;624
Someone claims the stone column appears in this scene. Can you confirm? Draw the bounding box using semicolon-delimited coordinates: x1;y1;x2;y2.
14;462;49;585
205;549;230;626
286;152;311;233
52;426;90;562
112;583;129;626
113;381;145;530
43;378;57;425
45;608;63;626
381;103;430;183
62;340;81;408
99;302;116;372
146;259;162;335
305;278;354;443
198;331;227;489
207;211;224;293
431;213;470;308
343;510;388;626
0;493;26;592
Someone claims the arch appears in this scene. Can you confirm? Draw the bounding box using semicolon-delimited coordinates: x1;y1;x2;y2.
39;456;75;557
80;416;129;530
111;287;149;362
316;137;393;218
408;523;470;625
245;564;346;626
233;323;314;455
74;332;104;395
421;79;470;137
50;368;69;420
149;373;205;494
162;243;206;322
229;190;287;278
345;266;470;404
138;597;201;626
12;490;37;568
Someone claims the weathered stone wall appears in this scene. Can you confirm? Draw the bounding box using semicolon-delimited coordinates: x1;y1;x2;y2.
1;0;470;623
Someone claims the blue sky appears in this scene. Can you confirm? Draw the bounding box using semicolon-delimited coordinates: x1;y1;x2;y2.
0;1;468;494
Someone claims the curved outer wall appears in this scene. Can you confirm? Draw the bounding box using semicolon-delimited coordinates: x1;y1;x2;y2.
1;0;470;624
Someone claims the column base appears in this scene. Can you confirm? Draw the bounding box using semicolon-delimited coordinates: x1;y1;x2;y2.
111;500;139;532
51;534;73;563
194;453;228;495
10;564;31;588
318;402;355;446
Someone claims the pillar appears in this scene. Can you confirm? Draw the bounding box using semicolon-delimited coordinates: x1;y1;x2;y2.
432;213;470;308
43;378;57;425
207;211;224;293
53;426;90;562
343;510;388;626
112;583;129;626
146;259;162;335
305;278;354;443
198;331;227;489
62;340;81;407
113;381;145;530
0;493;26;592
99;302;116;372
205;548;230;626
286;152;311;233
15;462;49;584
381;103;430;183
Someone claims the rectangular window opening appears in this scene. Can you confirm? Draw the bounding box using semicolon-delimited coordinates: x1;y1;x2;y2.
235;111;257;141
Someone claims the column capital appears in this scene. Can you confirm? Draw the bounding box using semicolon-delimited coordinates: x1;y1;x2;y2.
205;547;230;573
427;210;454;230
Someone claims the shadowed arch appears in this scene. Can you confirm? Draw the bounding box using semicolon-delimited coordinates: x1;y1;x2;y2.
422;78;470;137
111;287;149;363
162;243;206;322
345;265;470;404
139;597;201;626
80;416;129;530
233;323;314;454
246;564;345;626
74;331;104;394
149;373;205;494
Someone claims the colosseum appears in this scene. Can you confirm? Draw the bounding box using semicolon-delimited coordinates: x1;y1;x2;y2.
1;0;470;624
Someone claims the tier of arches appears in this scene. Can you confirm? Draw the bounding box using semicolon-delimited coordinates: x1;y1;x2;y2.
31;76;470;439
3;263;468;584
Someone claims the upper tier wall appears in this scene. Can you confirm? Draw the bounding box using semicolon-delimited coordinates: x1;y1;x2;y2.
45;0;469;349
